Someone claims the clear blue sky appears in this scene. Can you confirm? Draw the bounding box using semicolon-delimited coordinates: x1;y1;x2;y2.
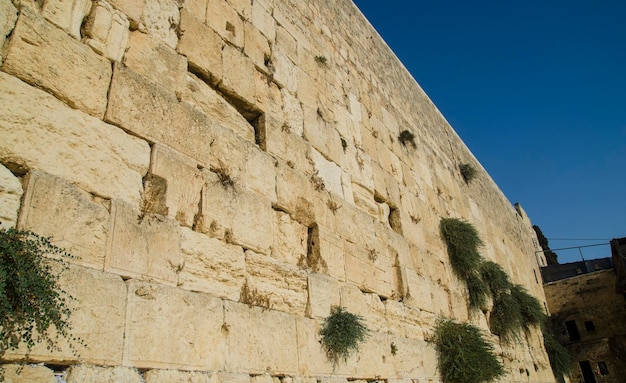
353;1;626;264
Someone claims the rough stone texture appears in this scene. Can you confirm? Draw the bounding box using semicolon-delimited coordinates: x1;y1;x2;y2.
306;272;340;319
149;144;205;227
224;301;299;374
179;227;245;301
244;21;271;71
140;0;179;48
0;163;22;229
108;0;144;27
105;200;182;284
177;9;223;85
1;364;57;383
82;0;130;61
206;0;244;48
221;44;257;106
123;31;186;92
2;6;112;117
66;365;143;383
18;171;109;269
144;369;213;383
124;280;226;370
0;0;18;61
41;0;92;38
272;210;308;266
0;72;149;205
106;63;215;167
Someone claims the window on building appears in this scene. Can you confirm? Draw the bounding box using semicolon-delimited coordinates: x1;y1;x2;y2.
597;361;609;376
584;320;595;332
565;320;580;341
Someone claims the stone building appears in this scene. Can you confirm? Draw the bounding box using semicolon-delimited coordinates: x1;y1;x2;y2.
1;0;555;382
543;253;626;383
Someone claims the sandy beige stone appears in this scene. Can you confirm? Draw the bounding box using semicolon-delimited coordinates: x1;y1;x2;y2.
0;164;22;229
275;25;297;64
206;0;244;47
179;227;245;300
302;107;344;166
178;9;223;85
1;364;56;383
106;63;215;167
212;373;251;383
250;0;274;40
18;171;109;269
0;72;149;205
243;143;277;203
123;31;187;92
224;301;298;374
221;44;256;106
124;280;226;370
144;369;213;383
181;74;255;143
82;0;130;61
244;250;308;315
105;200;182;284
306;273;340;319
272;210;308;266
281;89;304;136
108;0;144;26
141;0;179;48
2;7;111;117
0;0;18;60
41;0;91;38
271;51;297;93
149;145;205;227
274;163;318;227
244;21;270;71
310;148;343;197
66;365;143;383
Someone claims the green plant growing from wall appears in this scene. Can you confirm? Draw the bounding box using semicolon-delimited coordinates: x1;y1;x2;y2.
319;306;368;365
511;284;546;332
440;218;483;281
0;228;80;357
430;318;504;383
480;261;511;297
542;322;573;380
314;55;328;65
459;163;477;183
466;271;489;310
398;129;416;148
489;291;524;342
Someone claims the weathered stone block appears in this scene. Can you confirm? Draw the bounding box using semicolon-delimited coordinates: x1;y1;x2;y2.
306;273;340;319
206;0;244;47
244;250;308;315
181;0;207;21
266;131;313;176
124;280;226;370
144;369;213;383
1;364;56;383
82;0;130;61
243;143;277;203
244;21;270;71
181;74;255;143
344;241;399;299
108;0;144;27
0;1;18;60
271;51;297;93
221;44;257;106
179;227;245;301
3;7;112;117
178;9;223;85
18;171;109;269
0;72;149;206
272;210;308;266
250;0;274;40
302;107;344;166
106;63;215;167
224;301;298;374
0;164;22;229
199;172;273;254
310;148;343;198
149;145;205;227
105;200;182;284
41;0;91;38
212;373;251;383
275;25;298;64
66;365;143;383
281;89;304;136
2;265;127;365
123;31;187;92
141;0;179;48
309;225;346;280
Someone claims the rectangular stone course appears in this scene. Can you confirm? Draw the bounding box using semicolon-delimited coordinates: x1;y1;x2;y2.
3;6;112;118
82;0;130;62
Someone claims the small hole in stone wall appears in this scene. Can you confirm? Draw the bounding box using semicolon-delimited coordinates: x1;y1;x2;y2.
225;21;235;34
388;207;402;235
251;113;267;150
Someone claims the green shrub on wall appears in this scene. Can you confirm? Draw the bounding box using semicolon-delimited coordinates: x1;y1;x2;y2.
439;218;483;280
0;228;79;356
431;318;504;383
466;271;489;310
480;261;511;297
511;284;546;331
319;306;368;365
543;324;573;379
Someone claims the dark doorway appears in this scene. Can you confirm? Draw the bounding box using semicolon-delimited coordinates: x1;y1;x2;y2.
565;320;581;341
579;361;596;383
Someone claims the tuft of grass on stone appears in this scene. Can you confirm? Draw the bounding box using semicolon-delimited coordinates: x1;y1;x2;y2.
480;261;511;297
319;306;368;365
440;218;484;281
459;163;477;183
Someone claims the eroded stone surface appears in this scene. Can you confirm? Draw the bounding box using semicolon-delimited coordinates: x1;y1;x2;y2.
0;164;22;229
66;365;143;383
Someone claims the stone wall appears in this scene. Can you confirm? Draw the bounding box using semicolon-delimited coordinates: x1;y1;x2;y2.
0;0;555;382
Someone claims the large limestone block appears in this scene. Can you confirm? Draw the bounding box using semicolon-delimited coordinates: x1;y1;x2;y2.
108;0;144;27
1;364;56;383
2;265;128;364
272;210;308;266
281;89;304;136
66;365;143;383
265;130;314;176
309;225;346;280
144;369;212;383
224;301;298;374
310;148;343;198
18;171;109;269
181;74;255;143
306;273;340;319
2;7;112;117
244;21;271;71
140;0;179;48
339;283;387;333
244;250;308;315
294;317;328;375
271;51;297;93
123;31;187;92
0;0;18;59
179;227;245;301
149;145;205;227
0;164;22;229
244;143;277;203
275;25;297;64
389;337;438;379
212;373;251;383
302;107;344;166
199;172;273;255
82;0;130;61
177;9;223;85
221;44;256;106
105;200;182;284
41;0;91;38
385;300;433;340
206;0;243;48
0;72;149;205
106;63;215;167
250;0;274;40
124;280;227;370
181;0;207;20
275;163;317;227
